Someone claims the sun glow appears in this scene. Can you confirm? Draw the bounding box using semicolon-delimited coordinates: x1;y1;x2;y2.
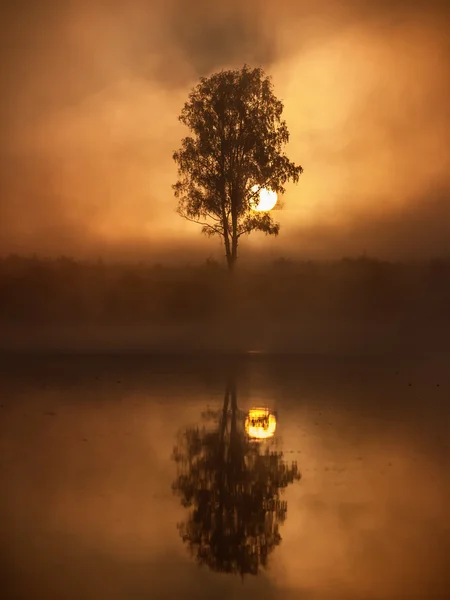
250;186;278;211
245;408;277;440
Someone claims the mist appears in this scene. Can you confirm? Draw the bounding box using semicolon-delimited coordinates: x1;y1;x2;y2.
2;7;450;599
1;0;449;261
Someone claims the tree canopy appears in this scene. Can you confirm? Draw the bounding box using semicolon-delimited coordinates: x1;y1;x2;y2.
173;65;303;270
172;379;301;576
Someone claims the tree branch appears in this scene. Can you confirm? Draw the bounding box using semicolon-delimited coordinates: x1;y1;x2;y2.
177;210;224;236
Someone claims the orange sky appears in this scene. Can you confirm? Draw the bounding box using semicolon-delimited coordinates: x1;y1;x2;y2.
1;0;449;262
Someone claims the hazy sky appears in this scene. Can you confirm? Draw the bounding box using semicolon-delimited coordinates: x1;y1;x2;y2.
1;0;449;262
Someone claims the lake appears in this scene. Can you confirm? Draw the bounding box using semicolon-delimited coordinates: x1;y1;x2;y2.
1;353;449;599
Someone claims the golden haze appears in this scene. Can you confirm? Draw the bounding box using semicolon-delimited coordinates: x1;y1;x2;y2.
0;0;449;261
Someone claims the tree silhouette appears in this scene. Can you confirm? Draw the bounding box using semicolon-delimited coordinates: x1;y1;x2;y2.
172;378;301;576
173;65;303;271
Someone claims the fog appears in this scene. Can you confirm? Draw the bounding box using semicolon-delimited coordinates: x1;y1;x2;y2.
2;7;449;598
1;0;449;261
1;255;449;355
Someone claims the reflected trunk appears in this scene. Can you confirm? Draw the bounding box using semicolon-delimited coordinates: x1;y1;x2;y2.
172;376;301;576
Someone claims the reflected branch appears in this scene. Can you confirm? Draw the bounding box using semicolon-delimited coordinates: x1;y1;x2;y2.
172;379;301;576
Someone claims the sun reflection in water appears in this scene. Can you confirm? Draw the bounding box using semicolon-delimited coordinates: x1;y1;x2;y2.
245;408;277;440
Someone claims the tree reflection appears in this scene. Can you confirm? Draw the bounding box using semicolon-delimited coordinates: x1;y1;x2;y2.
172;378;301;576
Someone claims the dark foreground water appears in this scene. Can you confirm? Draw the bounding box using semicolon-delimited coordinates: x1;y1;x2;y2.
0;353;449;600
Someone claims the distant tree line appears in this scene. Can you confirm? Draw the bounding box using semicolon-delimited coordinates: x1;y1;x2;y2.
0;254;449;325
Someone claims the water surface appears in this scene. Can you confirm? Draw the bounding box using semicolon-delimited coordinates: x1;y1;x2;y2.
1;354;449;599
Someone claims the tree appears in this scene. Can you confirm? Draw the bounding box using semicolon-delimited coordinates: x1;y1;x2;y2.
172;378;301;576
173;65;303;271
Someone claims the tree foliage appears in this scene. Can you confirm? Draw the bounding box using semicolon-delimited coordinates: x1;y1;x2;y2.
173;65;303;270
172;379;301;576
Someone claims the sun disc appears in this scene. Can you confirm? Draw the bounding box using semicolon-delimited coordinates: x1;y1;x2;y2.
245;408;277;440
251;185;278;212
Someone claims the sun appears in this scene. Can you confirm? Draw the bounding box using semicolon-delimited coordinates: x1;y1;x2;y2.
245;408;277;440
250;185;278;211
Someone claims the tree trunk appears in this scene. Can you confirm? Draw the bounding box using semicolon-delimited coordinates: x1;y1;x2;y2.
226;252;237;272
229;188;239;271
224;233;237;272
223;228;231;264
230;234;238;271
